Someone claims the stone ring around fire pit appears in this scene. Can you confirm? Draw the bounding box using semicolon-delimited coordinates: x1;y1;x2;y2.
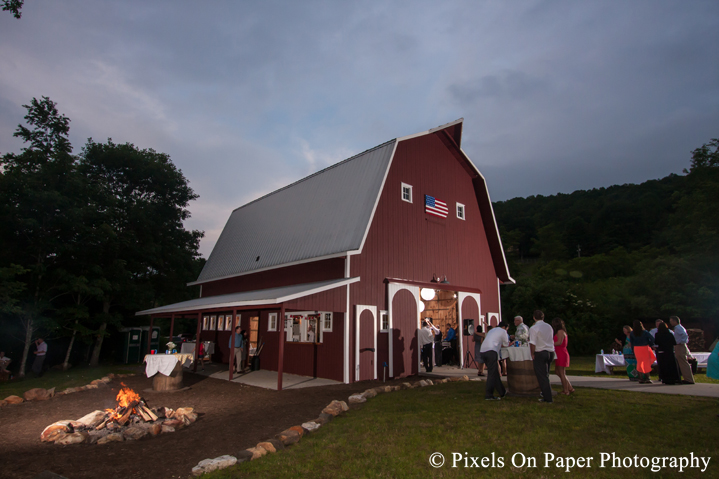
41;384;198;445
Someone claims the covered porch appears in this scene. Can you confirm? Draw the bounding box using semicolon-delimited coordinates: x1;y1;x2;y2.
136;277;359;390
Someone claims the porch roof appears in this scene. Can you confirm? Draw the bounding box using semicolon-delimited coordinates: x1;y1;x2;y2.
135;277;359;316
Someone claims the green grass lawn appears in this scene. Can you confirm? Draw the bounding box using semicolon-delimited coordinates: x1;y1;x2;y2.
567;355;719;384
206;381;718;479
0;364;140;398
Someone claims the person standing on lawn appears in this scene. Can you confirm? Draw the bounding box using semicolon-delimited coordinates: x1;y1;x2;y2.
669;316;695;384
654;322;681;385
31;338;47;377
473;323;486;376
479;321;509;400
510;316;529;344
552;318;574;395
529;310;555;403
229;326;243;374
630;320;655;384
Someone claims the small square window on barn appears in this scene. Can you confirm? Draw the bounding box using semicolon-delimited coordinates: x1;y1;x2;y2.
456;202;465;220
380;310;389;332
268;312;278;331
401;183;413;203
322;312;333;332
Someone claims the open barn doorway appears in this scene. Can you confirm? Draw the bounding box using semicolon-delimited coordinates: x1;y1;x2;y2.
420;288;459;366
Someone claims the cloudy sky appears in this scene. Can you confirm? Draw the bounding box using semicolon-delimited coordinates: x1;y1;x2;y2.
1;1;717;257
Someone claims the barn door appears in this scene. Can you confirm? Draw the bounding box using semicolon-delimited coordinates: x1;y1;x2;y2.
355;305;377;381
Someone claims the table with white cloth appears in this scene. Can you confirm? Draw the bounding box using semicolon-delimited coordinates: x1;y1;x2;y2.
501;345;541;396
594;352;711;374
143;353;194;391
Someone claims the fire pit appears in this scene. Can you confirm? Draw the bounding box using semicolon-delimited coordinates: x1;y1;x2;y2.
41;384;198;445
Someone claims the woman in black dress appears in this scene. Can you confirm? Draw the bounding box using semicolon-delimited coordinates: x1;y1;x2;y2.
654;321;681;385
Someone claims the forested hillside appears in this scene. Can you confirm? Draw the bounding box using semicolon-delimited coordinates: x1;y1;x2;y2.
493;138;719;354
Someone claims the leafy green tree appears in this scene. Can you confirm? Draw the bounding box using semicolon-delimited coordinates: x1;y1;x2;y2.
78;139;203;365
0;97;82;376
1;0;23;19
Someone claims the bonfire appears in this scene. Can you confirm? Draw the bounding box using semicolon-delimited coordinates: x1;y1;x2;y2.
41;383;198;445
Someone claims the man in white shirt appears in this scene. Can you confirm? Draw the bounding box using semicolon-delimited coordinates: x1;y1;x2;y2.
419;319;436;372
529;310;555;403
479;321;510;400
32;338;47;377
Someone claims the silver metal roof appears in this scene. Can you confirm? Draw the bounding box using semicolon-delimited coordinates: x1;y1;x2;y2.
194;140;396;284
136;277;360;315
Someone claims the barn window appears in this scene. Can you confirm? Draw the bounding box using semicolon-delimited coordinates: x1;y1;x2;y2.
202;316;209;330
268;312;277;331
209;315;216;330
217;315;225;331
380;310;389;332
456;202;465;220
284;312;326;342
322;312;333;332
401;183;413;203
226;315;235;331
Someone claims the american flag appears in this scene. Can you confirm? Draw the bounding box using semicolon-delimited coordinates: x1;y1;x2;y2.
425;195;448;218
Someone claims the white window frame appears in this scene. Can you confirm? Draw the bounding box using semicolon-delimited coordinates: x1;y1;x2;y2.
268;312;278;331
202;316;209;330
401;183;413;203
217;315;225;331
226;315;235;331
456;202;465;220
380;310;389;332
209;315;216;330
322;312;333;332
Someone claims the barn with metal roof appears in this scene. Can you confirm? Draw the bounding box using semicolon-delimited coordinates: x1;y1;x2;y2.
138;119;513;389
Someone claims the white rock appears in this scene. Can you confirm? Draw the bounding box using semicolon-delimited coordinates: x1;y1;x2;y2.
192;455;238;476
348;394;366;404
97;433;124;445
302;421;321;432
55;432;87;445
425;379;434;386
419;380;429;387
76;410;107;428
362;389;377;398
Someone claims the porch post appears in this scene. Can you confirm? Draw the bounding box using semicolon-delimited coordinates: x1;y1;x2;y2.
193;312;201;372
169;313;175;345
229;308;237;381
278;303;285;391
147;315;154;355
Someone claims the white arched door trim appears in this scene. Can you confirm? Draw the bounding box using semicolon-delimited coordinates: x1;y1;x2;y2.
387;283;421;378
458;292;481;368
355;305;377;381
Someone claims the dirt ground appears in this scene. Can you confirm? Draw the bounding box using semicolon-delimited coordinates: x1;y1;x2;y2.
0;368;410;479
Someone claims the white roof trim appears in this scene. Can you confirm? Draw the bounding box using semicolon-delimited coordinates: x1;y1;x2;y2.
187;252;350;286
137;277;360;316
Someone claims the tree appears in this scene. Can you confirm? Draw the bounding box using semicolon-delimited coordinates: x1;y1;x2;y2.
0;97;81;376
78;139;203;366
2;0;23;19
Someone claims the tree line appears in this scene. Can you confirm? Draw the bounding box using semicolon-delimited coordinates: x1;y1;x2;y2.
0;97;204;376
494;138;719;354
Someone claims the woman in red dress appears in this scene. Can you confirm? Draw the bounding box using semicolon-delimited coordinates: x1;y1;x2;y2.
552;318;574;395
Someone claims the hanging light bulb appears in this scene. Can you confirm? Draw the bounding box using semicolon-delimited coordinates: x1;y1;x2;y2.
420;288;436;301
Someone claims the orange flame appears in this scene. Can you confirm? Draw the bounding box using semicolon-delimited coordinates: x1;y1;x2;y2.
116;383;141;408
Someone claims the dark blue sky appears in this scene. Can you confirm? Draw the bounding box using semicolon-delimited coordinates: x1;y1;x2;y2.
1;1;717;256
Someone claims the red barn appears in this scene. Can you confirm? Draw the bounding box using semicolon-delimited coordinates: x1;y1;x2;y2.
137;119;514;388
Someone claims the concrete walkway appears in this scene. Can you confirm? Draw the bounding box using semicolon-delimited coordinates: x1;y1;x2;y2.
186;362;342;390
420;365;719;398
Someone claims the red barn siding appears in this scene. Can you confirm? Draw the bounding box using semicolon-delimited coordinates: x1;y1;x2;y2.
260;310;344;382
285;286;346;312
201;257;345;297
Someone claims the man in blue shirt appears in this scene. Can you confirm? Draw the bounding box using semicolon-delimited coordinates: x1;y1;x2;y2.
669;316;694;384
229;326;244;373
444;324;458;365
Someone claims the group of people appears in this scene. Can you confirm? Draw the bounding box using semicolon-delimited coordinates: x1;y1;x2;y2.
614;316;695;385
479;310;574;402
419;319;461;372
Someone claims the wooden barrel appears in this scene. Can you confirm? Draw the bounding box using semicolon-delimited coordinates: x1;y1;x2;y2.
152;361;184;391
506;359;541;396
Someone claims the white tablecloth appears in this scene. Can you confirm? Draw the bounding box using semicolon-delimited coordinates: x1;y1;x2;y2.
501;346;533;361
143;353;194;377
594;352;711;374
